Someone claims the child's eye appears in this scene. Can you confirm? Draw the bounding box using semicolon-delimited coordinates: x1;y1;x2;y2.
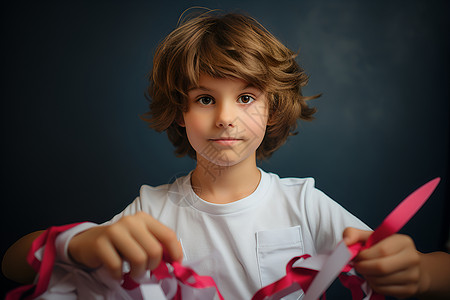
238;95;255;104
197;96;215;105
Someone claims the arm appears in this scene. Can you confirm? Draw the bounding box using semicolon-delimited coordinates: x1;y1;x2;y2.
344;227;450;299
2;230;44;284
417;251;450;299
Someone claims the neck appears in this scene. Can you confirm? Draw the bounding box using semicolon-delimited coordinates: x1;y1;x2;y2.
191;154;261;204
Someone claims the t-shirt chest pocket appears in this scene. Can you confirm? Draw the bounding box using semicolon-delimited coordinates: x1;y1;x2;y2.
256;226;305;299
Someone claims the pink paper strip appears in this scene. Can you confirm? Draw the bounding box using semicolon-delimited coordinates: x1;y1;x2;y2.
365;177;440;248
254;177;441;300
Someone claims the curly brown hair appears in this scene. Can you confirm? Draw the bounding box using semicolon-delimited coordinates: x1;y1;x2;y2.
142;10;318;160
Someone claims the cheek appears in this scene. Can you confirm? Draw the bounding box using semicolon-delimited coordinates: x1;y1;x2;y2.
184;113;207;140
243;105;269;138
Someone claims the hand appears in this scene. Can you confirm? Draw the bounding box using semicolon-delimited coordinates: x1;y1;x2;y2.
343;227;424;299
68;212;183;280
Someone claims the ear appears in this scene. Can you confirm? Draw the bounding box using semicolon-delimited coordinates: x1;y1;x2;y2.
176;115;185;127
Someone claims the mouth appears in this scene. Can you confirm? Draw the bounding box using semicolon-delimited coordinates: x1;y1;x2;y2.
209;137;243;146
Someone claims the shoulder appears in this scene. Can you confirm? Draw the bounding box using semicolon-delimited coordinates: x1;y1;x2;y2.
276;174;316;188
262;169;366;225
138;177;186;215
107;175;190;224
261;169;329;216
268;171;349;214
263;170;318;200
139;172;195;215
139;182;171;200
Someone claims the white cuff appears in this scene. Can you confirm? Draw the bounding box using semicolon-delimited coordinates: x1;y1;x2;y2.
55;222;98;265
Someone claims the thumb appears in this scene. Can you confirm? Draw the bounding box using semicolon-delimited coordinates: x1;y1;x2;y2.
343;227;372;246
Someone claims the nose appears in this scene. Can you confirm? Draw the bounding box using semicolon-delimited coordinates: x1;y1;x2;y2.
215;101;236;128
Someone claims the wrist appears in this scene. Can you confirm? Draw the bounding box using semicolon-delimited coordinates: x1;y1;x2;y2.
56;222;98;266
415;251;450;300
417;255;432;297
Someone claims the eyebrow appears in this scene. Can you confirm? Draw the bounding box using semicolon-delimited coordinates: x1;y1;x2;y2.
187;86;211;92
187;83;258;93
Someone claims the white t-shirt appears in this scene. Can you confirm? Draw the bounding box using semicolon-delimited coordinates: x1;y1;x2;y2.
107;169;370;300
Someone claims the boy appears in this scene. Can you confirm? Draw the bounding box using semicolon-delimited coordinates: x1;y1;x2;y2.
3;10;450;299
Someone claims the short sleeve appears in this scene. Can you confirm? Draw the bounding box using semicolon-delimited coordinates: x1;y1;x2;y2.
104;184;170;225
303;183;371;253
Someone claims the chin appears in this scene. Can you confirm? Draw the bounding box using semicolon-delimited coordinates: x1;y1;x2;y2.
209;153;254;168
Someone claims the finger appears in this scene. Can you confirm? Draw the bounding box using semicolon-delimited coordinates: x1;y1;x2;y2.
127;219;164;271
150;226;182;263
343;227;372;246
355;248;420;276
95;235;125;280
363;266;420;286
356;234;415;261
139;213;183;263
107;225;154;279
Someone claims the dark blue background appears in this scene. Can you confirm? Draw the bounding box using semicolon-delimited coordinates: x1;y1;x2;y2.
2;1;449;298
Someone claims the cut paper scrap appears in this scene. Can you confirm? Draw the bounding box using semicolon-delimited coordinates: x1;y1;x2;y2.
5;223;85;300
253;177;441;300
122;255;225;300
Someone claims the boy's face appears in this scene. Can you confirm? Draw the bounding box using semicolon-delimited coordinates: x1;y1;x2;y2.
182;74;269;167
